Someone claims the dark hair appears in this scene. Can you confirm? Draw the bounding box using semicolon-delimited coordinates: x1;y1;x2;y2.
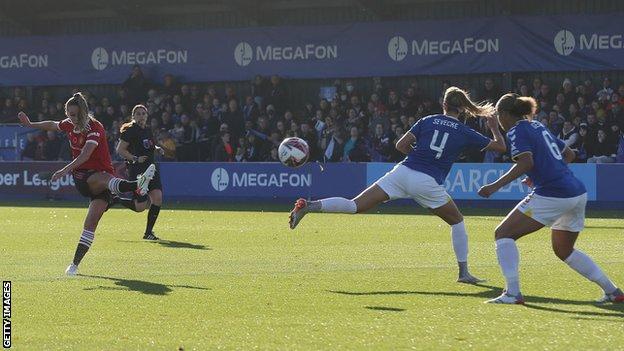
120;104;148;133
496;93;537;120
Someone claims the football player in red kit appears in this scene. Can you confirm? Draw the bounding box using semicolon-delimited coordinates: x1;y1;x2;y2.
18;92;155;276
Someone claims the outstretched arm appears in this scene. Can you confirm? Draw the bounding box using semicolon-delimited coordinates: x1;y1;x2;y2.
478;152;534;198
18;112;60;131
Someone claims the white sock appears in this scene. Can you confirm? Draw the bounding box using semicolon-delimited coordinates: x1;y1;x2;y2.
564;249;617;294
319;197;357;214
107;178;121;195
495;238;521;296
451;221;468;263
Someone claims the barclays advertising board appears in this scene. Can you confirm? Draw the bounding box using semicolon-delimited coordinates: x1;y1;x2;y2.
365;163;597;201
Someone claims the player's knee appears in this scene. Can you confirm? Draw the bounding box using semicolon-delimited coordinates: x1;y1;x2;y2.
552;245;573;261
450;213;463;225
134;201;148;212
150;191;163;205
494;225;507;240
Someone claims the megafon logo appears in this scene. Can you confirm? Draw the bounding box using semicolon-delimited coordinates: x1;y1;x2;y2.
234;42;337;66
554;29;624;55
234;42;253;67
387;35;499;61
211;168;229;191
91;47;188;70
92;47;109;70
388;35;408;61
554;30;575;56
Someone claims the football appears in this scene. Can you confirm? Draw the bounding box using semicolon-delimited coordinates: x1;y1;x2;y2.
278;137;310;168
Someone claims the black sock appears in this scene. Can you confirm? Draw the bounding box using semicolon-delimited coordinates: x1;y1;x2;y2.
119;180;137;193
145;205;161;235
73;230;94;266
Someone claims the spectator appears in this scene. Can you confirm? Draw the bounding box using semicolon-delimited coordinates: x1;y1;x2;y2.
242;96;259;123
480;78;500;103
322;129;345;162
122;65;150;106
559;120;580;149
548;111;565;135
162;74;179;98
222;99;245;140
561;78;577;108
213;131;234;162
157;130;177;161
21;133;38;160
43;131;62;161
587;129;617;163
1;99;18;122
596;77;613;101
370;123;391;162
251;75;269;107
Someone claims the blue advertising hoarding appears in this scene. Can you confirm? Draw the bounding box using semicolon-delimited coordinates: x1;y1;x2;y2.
0;162;617;207
1;14;624;85
365;163;598;201
0;125;33;161
159;162;365;200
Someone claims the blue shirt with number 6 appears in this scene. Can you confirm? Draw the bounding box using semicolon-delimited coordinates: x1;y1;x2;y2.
402;114;491;185
508;120;586;198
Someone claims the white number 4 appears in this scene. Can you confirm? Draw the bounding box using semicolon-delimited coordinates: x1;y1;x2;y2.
430;130;449;159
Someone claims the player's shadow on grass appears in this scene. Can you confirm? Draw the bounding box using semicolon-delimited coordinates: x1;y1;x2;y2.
80;274;210;296
329;284;624;319
118;239;210;250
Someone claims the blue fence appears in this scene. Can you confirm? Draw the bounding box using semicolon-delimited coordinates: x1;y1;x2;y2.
0;162;622;208
1;13;624;85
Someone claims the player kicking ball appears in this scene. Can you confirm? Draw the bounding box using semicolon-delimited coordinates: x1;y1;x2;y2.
18;93;156;276
290;87;507;284
478;93;623;304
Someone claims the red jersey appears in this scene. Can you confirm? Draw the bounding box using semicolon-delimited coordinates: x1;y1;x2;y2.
58;118;114;174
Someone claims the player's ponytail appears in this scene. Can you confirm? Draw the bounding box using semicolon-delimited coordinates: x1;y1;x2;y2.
443;87;495;118
121;104;147;133
64;92;92;133
496;93;537;120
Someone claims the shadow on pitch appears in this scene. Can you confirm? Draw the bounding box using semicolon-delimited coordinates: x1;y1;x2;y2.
118;239;211;250
365;306;406;312
80;274;210;296
329;284;624;318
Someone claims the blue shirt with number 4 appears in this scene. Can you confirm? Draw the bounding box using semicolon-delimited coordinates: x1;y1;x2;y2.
401;114;491;184
508;120;586;198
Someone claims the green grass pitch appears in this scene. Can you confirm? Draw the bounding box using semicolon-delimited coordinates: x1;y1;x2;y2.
1;203;623;350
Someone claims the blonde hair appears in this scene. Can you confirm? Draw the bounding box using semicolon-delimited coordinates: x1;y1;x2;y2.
64;92;92;133
121;104;147;133
443;87;495;117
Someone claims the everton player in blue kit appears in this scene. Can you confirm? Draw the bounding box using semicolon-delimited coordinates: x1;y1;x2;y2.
290;87;507;283
479;93;623;304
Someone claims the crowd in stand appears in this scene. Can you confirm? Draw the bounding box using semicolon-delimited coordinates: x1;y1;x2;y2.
2;65;623;163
